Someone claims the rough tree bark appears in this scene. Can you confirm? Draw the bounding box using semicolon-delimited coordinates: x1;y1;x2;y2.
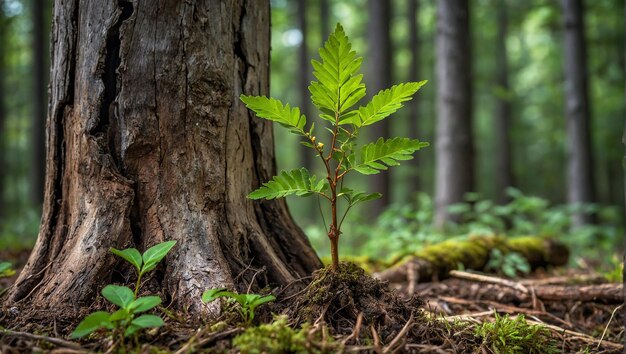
562;0;595;227
494;0;513;205
367;0;392;215
7;0;321;315
434;0;474;227
31;0;48;206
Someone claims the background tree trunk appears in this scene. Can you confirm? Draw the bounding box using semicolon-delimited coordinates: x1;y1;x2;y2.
562;0;595;227
367;0;392;216
434;0;474;227
0;2;6;220
494;0;513;205
320;0;330;41
30;0;48;206
8;0;321;315
406;0;421;197
297;0;312;171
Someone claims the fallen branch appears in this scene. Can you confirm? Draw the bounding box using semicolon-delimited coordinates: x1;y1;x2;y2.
449;270;530;293
1;329;84;351
376;236;568;284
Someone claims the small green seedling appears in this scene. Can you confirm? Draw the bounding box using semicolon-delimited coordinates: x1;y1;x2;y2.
202;288;276;325
241;24;428;270
71;241;176;339
0;262;15;278
474;313;557;354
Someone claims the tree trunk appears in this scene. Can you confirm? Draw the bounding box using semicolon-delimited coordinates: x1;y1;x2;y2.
320;0;330;41
0;4;6;220
406;0;421;197
367;0;392;216
297;0;312;171
7;0;321;315
494;0;513;205
30;0;48;206
562;0;595;227
434;0;474;227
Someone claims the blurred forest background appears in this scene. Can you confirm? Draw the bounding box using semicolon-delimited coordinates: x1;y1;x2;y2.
0;0;623;270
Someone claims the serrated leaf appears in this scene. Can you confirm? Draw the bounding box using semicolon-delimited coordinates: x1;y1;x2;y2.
338;188;382;206
102;285;135;309
130;296;162;313
71;311;111;339
141;240;177;274
309;24;365;115
357;81;427;127
110;247;142;272
353;137;429;175
240;95;306;133
248;168;327;200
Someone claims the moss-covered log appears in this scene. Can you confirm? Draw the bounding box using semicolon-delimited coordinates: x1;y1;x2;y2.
375;236;569;283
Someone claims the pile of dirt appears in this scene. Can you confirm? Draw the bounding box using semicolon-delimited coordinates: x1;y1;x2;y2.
287;262;423;339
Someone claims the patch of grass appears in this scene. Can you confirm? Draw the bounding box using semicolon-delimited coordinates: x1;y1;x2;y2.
474;313;558;354
233;315;338;354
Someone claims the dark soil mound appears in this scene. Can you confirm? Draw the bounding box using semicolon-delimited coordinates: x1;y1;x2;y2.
288;262;423;340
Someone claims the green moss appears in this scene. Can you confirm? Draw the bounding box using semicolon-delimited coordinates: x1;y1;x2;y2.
474;313;558;354
233;315;338;354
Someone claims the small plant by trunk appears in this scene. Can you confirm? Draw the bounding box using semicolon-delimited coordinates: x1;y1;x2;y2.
242;24;428;270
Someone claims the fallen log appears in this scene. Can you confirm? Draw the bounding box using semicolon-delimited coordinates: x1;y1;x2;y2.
375;235;569;284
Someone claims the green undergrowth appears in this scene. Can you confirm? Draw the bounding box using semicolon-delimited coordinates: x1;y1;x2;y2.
474;313;558;354
233;315;339;354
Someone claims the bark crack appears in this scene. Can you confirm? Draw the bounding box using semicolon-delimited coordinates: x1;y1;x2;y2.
92;0;134;172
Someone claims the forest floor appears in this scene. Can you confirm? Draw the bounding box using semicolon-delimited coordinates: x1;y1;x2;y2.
0;248;623;353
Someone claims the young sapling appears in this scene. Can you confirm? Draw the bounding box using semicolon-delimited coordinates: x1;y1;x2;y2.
242;24;428;270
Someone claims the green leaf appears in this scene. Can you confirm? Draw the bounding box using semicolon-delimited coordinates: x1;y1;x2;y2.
246;294;276;309
70;311;111;339
338;188;382;206
309;23;365;115
247;168;327;200
130;296;162;313
353;137;429;175
0;262;15;278
110;247;142;272
240;95;306;134
355;81;427;127
141;240;177;274
202;288;232;303
102;285;135;309
109;308;130;322
131;314;164;329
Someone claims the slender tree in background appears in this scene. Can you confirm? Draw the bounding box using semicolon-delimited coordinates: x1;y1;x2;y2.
406;0;421;196
297;0;312;171
7;0;321;314
561;0;595;227
0;2;6;220
494;0;513;204
434;0;474;227
31;0;47;206
320;0;330;43
367;0;392;215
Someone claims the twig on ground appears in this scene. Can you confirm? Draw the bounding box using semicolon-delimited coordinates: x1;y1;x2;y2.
382;313;414;353
449;270;529;293
1;329;84;351
342;312;363;345
596;304;623;350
